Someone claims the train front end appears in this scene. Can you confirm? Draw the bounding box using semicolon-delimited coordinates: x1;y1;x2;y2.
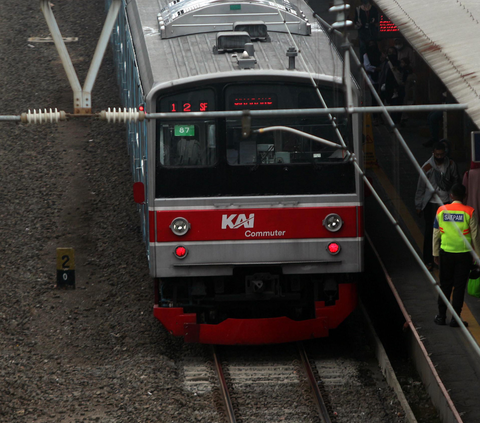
146;77;363;345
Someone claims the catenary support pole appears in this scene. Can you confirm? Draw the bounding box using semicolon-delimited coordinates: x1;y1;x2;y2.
39;0;122;113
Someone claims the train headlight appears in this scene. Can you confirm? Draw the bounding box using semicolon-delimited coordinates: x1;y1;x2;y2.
170;217;190;236
323;213;343;232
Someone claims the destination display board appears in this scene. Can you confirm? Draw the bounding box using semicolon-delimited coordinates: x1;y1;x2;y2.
379;14;399;34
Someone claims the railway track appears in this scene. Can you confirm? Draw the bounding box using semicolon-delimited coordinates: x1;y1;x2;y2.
212;343;332;423
177;312;411;422
212;343;318;422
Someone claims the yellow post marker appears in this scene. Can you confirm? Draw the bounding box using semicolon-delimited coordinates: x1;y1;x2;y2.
363;113;378;168
56;248;75;289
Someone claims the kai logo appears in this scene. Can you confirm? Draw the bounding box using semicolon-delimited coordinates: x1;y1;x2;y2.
221;214;255;229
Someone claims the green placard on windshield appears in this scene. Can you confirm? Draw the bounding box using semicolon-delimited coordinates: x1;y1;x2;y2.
230;4;241;9
175;125;195;137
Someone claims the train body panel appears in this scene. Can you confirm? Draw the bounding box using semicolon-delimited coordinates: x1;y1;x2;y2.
108;0;364;344
154;281;357;344
124;0;344;94
153;239;363;277
150;203;363;277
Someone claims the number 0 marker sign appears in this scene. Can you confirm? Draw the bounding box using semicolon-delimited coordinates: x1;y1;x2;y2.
56;248;75;289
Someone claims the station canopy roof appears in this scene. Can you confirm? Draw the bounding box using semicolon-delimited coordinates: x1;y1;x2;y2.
374;0;480;129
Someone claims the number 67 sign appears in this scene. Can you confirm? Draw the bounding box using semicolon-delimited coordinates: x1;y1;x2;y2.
56;248;75;289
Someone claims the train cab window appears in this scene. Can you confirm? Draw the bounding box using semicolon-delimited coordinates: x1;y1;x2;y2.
225;83;350;166
226;121;346;166
158;122;217;166
157;88;217;167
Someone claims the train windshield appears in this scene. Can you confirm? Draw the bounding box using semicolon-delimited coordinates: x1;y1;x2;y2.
155;83;355;198
225;83;348;166
225;121;346;166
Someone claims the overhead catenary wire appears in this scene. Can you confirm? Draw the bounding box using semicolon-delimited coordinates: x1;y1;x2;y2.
269;0;350;150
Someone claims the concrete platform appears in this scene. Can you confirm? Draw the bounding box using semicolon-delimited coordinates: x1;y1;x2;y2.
364;117;480;423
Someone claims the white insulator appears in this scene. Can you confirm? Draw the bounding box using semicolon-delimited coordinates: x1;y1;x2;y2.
329;4;350;12
22;108;65;124
331;20;353;28
100;108;145;123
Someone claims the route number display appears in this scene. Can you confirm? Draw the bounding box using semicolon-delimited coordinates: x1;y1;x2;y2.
175;125;195;137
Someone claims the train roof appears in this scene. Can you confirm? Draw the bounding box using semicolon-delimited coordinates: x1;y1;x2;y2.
125;0;344;97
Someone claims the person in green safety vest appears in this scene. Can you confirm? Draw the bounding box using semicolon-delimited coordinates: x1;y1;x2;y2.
433;184;480;327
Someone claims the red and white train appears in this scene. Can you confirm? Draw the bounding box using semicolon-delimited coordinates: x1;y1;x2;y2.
108;0;363;344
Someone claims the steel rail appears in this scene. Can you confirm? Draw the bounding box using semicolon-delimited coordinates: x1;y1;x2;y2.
212;346;237;423
297;342;332;423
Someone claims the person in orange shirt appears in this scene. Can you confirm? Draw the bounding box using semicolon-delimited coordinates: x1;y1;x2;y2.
433;184;480;327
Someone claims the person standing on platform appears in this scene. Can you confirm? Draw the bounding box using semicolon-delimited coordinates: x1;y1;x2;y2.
378;47;401;109
399;57;416;127
463;161;480;212
393;38;416;69
433;184;480;327
423;72;447;147
415;142;460;271
363;40;381;89
354;0;379;59
363;40;382;123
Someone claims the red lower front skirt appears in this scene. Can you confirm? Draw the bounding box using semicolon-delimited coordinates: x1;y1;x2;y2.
154;283;357;345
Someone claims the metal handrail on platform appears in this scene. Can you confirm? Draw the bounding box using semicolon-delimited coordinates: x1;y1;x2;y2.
315;12;480;360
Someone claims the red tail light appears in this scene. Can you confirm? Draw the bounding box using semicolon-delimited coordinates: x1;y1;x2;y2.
327;242;340;255
174;246;188;259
